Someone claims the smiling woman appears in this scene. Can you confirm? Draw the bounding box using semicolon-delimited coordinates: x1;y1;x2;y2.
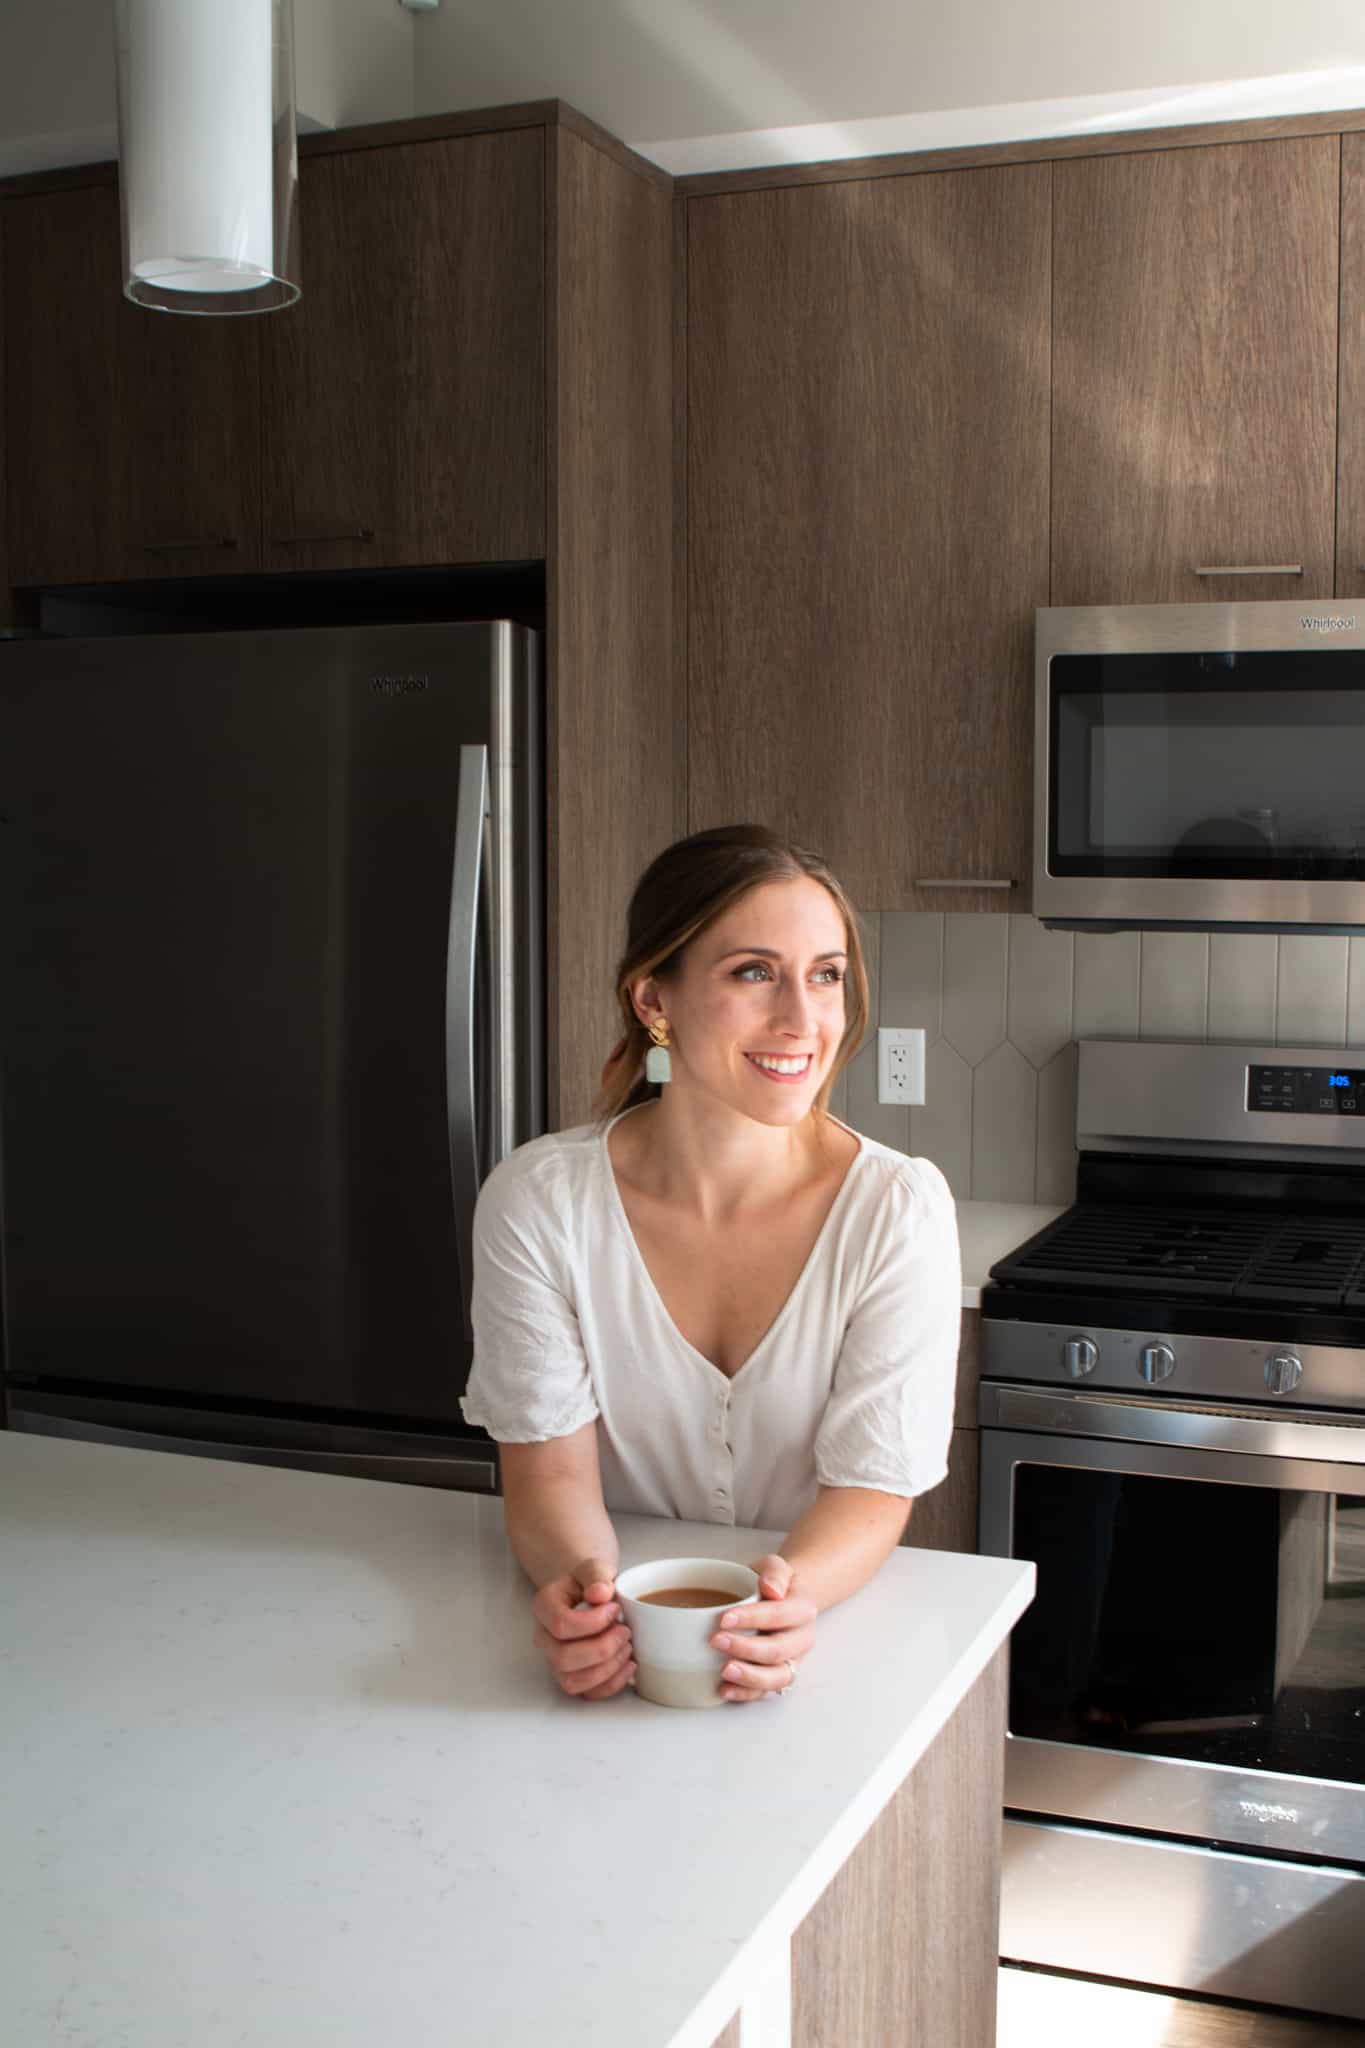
460;824;962;1708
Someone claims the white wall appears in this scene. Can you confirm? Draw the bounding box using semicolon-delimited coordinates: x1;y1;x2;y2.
293;0;413;132
2;1;1361;181
410;0;1365;160
0;0;415;179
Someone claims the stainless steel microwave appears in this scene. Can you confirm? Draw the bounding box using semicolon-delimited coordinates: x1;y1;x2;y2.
1034;600;1365;933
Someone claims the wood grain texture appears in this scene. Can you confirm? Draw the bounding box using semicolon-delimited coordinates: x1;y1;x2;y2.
954;1309;981;1429
260;130;545;574
792;1645;1005;2046
4;182;260;586
710;1651;1006;2048
1337;136;1365;598
545;125;678;1128
1052;137;1340;606
687;165;1049;910
904;1427;980;1554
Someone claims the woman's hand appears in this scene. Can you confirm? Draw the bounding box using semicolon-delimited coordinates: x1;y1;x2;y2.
711;1553;817;1704
530;1555;637;1702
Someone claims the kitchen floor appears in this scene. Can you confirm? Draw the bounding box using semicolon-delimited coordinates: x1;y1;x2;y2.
997;1967;1365;2045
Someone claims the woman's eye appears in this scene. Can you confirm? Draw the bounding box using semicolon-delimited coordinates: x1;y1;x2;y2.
733;963;844;985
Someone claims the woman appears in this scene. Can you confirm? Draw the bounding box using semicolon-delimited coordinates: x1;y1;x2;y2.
460;824;961;1705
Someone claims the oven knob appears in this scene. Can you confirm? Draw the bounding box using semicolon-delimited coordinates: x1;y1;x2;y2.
1138;1342;1176;1385
1063;1337;1098;1379
1264;1352;1303;1397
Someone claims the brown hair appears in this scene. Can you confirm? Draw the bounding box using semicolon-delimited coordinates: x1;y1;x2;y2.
593;824;871;1128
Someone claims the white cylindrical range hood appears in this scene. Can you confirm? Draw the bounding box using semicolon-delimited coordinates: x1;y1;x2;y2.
114;0;300;314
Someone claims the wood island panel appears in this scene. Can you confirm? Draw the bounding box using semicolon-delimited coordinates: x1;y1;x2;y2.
545;125;679;1128
1052;136;1340;607
905;1427;980;1556
711;1649;1007;2047
686;163;1050;911
955;1307;981;1429
259;128;545;575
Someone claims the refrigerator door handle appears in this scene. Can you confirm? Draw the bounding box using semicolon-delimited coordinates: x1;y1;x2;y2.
447;745;490;1344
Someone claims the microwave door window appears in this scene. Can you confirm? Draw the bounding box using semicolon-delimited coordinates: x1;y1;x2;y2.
1048;651;1365;878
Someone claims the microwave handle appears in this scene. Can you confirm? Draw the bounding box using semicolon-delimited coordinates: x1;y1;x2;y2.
914;878;1015;891
1193;563;1303;576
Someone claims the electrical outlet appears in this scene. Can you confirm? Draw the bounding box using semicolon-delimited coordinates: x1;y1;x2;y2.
877;1027;926;1106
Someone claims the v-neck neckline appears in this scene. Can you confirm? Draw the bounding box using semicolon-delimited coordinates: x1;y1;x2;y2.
600;1103;865;1383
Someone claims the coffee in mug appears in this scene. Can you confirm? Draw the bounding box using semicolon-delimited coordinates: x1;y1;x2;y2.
637;1585;743;1609
615;1557;761;1709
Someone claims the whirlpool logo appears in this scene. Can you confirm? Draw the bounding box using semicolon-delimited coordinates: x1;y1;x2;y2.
1300;614;1356;634
1239;1798;1299;1825
370;674;431;695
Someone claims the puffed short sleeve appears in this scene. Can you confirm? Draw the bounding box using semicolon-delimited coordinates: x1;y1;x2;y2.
459;1148;600;1444
813;1157;961;1498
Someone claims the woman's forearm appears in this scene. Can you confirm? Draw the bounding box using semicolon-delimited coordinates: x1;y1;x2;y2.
498;1433;620;1590
777;1484;914;1613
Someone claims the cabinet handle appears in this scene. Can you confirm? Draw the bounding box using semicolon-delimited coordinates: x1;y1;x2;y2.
143;536;240;554
1194;563;1303;577
268;528;376;545
913;878;1016;890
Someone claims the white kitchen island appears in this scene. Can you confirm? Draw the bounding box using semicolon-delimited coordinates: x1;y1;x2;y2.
1;1433;1032;2048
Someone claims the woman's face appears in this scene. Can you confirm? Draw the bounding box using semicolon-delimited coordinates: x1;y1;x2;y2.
637;877;851;1126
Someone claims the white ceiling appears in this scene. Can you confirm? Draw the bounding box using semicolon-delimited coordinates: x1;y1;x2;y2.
2;0;1364;182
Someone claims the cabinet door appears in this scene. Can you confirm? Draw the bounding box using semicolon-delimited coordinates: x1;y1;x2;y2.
687;166;1050;911
1053;138;1338;607
261;131;544;574
1338;135;1365;598
4;182;261;586
902;1429;980;1554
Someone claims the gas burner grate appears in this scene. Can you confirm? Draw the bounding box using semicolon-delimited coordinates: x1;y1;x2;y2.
997;1206;1272;1296
1237;1216;1365;1305
997;1202;1365;1308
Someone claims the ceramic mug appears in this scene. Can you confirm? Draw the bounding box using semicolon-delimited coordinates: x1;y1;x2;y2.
615;1556;761;1709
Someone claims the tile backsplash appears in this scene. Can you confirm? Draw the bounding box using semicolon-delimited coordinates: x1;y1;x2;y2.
828;916;1365;1205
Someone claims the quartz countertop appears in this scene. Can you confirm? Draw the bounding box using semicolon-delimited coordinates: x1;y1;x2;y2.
1;1433;1033;2048
956;1199;1066;1307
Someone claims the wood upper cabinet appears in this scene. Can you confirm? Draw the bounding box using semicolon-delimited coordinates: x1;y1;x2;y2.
1337;134;1365;597
4;181;261;585
686;164;1050;910
260;130;545;573
1052;137;1339;606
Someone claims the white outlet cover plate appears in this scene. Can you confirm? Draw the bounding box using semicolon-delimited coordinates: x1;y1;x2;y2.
877;1026;926;1106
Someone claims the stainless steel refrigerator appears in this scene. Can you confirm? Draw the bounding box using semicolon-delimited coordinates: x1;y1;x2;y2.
0;620;542;1490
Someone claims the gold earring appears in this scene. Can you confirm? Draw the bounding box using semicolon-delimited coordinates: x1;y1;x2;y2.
645;1018;672;1084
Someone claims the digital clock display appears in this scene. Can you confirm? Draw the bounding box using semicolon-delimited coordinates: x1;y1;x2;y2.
1248;1065;1365;1114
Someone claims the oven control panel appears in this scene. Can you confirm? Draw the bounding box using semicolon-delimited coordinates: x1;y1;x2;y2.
1248;1064;1365;1116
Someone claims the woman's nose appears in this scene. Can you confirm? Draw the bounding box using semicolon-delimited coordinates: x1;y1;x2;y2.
771;980;818;1035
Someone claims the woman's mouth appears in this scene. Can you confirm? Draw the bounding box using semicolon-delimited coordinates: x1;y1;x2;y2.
744;1052;814;1084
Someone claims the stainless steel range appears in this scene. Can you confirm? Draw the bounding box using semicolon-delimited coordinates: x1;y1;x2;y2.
980;1038;1365;2021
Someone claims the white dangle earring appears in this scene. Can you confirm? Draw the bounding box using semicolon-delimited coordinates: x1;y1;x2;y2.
645;1018;672;1084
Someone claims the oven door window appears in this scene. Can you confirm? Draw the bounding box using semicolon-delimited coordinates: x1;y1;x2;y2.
1048;649;1365;879
1010;1463;1365;1784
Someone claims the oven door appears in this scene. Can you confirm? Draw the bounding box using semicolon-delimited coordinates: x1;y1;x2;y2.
979;1383;1365;1866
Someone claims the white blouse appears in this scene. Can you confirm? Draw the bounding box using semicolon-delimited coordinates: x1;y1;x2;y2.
459;1107;962;1533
